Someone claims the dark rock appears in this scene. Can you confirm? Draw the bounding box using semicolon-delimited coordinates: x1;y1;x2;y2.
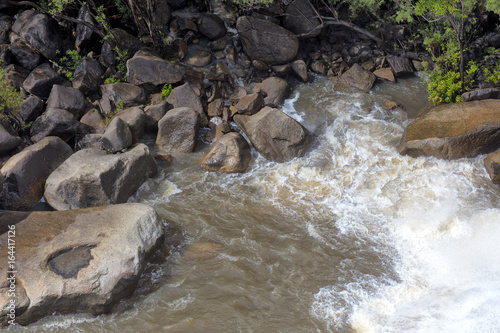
272;64;292;77
45;144;156;210
462;88;500;102
46;85;87;119
11;10;64;60
101;117;133;152
8;34;40;71
30;108;80;143
386;56;414;77
3;63;30;90
126;48;184;86
166;83;208;126
153;0;172;27
234;106;312;162
486;32;500;48
256;77;291;107
201;132;251;173
211;38;229;51
236;16;299;65
101;28;144;68
23;63;64;99
167;0;187;9
75;6;95;49
310;61;327;75
99;83;145;115
79;109;105;134
399;99;500;159
0;14;11;44
73;58;103;94
198;14;227;40
0;136;72;210
484;150;500;184
156;107;199;153
282;0;321;37
144;101;171;131
20;95;44;123
0;123;21;156
115;106;146;143
339;63;376;93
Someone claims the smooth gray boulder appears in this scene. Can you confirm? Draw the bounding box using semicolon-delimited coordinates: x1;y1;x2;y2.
23;63;64;98
234;106;312;162
197;14;227;40
167;83;208;126
99;82;145;115
116;106;146;143
282;0;322;37
291;59;308;82
126;49;184;86
72;58;103;94
156;107;199;153
0;203;163;327
46;85;87;119
462;88;500;102
30;108;80;143
201;132;251;173
0;137;73;210
0;123;21;155
20;95;44;123
144;101;171;131
101;117;133;153
45;144;157;210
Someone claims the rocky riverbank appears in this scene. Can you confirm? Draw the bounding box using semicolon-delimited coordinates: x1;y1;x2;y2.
0;0;499;326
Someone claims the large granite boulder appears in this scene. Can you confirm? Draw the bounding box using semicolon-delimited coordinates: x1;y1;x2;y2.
166;83;208;126
236;16;299;65
0;203;163;326
126;49;184;86
0;137;73;210
46;85;87;119
8;35;40;71
23;63;64;99
386;56;414;77
11;10;64;60
144;101;171;131
30;108;80;143
398;99;500;159
101;28;144;67
201;132;251;173
116;106;146;143
256;77;291;107
156;107;199;154
0;123;21;155
100;117;133;153
282;0;322;37
339;63;376;93
72;58;103;94
20;95;44;123
99;82;145;115
44;144;157;210
230;93;264;116
197;14;227;40
234;106;312;162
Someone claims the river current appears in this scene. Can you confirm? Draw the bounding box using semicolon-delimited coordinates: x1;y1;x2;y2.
11;76;500;332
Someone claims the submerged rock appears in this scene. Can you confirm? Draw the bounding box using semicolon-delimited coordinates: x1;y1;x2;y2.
201;132;251;173
399;99;500;159
0;203;163;326
256;77;291;107
484;150;500;185
234;106;312;162
44;144;157;210
339;63;376;93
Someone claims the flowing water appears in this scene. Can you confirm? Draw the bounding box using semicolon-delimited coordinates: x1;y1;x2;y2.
10;76;500;332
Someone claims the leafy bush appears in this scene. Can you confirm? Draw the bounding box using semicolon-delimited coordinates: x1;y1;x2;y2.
0;62;24;125
161;84;173;99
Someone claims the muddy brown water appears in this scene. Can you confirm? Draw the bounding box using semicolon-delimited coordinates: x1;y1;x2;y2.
11;76;500;333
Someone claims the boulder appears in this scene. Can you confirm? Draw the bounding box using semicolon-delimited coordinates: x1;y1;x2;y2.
72;58;103;94
484;150;500;185
3;63;30;90
236;16;299;65
234;106;312;162
79;109;106;134
99;82;145;115
23;63;64;98
386;56;414;77
0;123;21;155
101;28;144;68
46;85;87;119
256;77;291;107
144;101;171;131
75;5;96;49
11;10;64;60
398;99;500;159
201;132;251;173
44;144;156;210
0;203;162;326
185;49;213;67
230;93;264;116
211;37;229;51
20;95;44;123
101;117;133;153
116;106;146;143
197;14;227;40
30;108;80;143
0;136;72;210
339;63;376;93
310;61;327;75
8;35;40;71
0;14;11;44
126;49;184;86
166;83;208;126
207;98;224;117
374;68;396;82
167;0;187;9
462;88;500;102
156;107;199;153
291;59;308;82
153;0;172;27
282;0;321;37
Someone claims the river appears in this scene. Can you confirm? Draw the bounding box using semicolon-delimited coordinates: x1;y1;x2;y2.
10;75;500;332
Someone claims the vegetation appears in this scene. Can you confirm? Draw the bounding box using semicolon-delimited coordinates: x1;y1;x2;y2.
0;61;24;130
161;84;173;100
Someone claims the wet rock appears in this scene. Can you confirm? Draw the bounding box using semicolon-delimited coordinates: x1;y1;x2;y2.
45;144;156;210
462;88;500;102
0;203;162;326
99;83;145;115
484;150;500;184
0;136;72;210
3;63;30;90
272;64;292;77
72;58;103;94
8;34;40;71
126;49;184;86
339;63;376;93
185;49;213;67
236;16;299;65
0;124;21;156
386;56;414;77
310;61;327;75
101;28;144;68
46;85;87;119
282;0;321;37
230;93;264;116
383;99;403;111
211;38;229;51
11;10;64;60
201;132;251;173
101;117;133;153
115;106;146;143
197;14;227;40
374;68;396;82
79;109;105;134
23;63;64;99
166;83;208;126
144;101;171;131
234;106;312;162
156;107;199;153
256;77;291;107
20;95;44;123
30;108;80;143
291;59;308;82
398;99;500;159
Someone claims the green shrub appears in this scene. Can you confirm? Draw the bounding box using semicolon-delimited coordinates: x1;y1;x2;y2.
161;84;173;99
0;62;24;124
